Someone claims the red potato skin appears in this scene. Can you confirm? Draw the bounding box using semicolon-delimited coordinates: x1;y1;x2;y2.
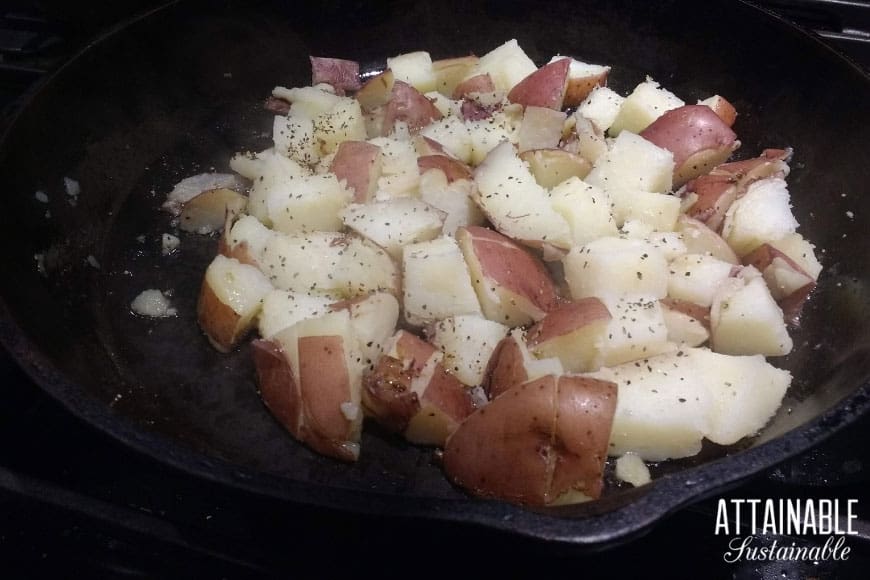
742;243;816;323
310;56;361;94
392;329;438;374
296;335;358;461
507;58;570;110
420;364;476;424
264;96;291;115
549;376;617;500
382;80;443;133
197;279;247;353
640;105;738;184
660;297;712;330
356;69;395;110
458;225;559;321
330;140;382;202
562;68;610;108
705;95;738;127
417;155;473;182
443;374;617;505
483;334;528;400
452;73;495;99
460;100;494;121
252;339;302;435
526;298;611;347
361;356;419;433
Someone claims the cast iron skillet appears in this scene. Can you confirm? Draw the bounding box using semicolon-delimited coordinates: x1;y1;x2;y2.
1;0;869;547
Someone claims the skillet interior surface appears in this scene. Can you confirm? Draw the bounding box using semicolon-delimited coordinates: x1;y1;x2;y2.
0;0;869;545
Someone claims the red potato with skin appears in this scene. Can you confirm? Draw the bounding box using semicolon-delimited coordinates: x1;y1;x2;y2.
525;298;612;373
442;374;618;505
264;95;291;115
417;154;473;182
433;55;479;96
356;69;395;110
684;149;791;232
382;80;443;133
330;140;383;202
701;95;737;127
456;225;559;327
362;330;475;446
562;62;610;108
452;73;495;99
179;188;247;234
310;56;361;94
483;328;564;399
507;58;570;110
742;243;816;323
639;105;739;187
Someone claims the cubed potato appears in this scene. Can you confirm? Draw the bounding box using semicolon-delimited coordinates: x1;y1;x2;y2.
356;69;395;110
520;149;591;188
552;57;610;107
420;117;473;164
577;85;625;132
585;131;675;194
517;106;568;152
367;135;421;198
258;290;336;339
313;97;367;155
456;225;559;326
675;215;739;264
274;84;343;119
608;78;684;136
594;295;674;368
402;236;482;326
465;109;523;165
247;152;310;225
330;140;383;203
608;189;681;231
429;314;509;386
472;141;572;248
265;173;352;234
722;178;799;257
549;177;617;245
526;298;612;372
462;39;537;93
433;55;479;96
198;254;274;352
179;188;248;235
563;236;669;300
387;51;437;94
660;302;710;347
418;170;485;236
507;58;570;110
698;94;738;127
667;253;736;307
484;328;564;399
340;198;445;259
710;273;793;356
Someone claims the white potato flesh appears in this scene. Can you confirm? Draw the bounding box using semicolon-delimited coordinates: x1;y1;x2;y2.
258;290;336;339
274;85;341;118
226;214;275;262
466;109;522;166
585;131;674;194
340;198;445;258
387;51;437;94
667;253;735;307
508;327;565;382
418;170;485;236
313;98;367;155
345;292;400;369
230;149;272;181
430;315;509;386
260;232;398;298
722;178;799;257
763;257;815;300
402;236;482;325
592;347;790;460
205;255;273;320
473;141;572;248
608;189;681;231
769;233;822;280
675;215;739;264
420;117;473;163
247;152;310;225
368;135;421;198
564;237;669;300
646;231;688;262
266;173;352;234
711;274;793;356
608;79;685;136
273;115;319;165
595;295;673;368
517;106;567;153
577;86;625;132
463;39;537;93
571;114;609;164
614;453;651;487
549;178;617;245
661;306;709;347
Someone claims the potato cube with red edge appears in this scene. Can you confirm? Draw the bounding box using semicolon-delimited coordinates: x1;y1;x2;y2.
507;58;570;110
608;78;684;136
197;254;274;352
330;141;383;203
264;172;352;235
462;39;537;94
255;309;364;461
367;135;421;198
660;299;710;347
594;295;674;368
472;141;572;249
698;95;737;127
310;56;360;93
639;105;739;188
674;215;739;264
429;314;509;387
722;178;799;257
526;298;612;373
387;51;437;94
420;117;473;164
456;225;559;327
563;236;669;301
179;188;247;235
433;55;479;97
363;330;475;446
382;80;443;134
743;238;819;323
484;328;564;399
442;374;617;505
402;236;482;326
551;57;611;107
329;291;400;370
710;271;793;356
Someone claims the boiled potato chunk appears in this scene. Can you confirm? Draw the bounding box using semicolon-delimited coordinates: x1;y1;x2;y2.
418;170;484;236
722;178;799;257
265;173;352;234
257;290;336;339
563;237;669;300
462;39;537;93
517;106;567;152
549;178;617;245
330;140;383;203
577;85;625;132
198;254;274;352
387;51;437;94
429;314;509;387
179;188;247;235
507;58;570;110
340;198;445;259
667;253;735;307
526;298;612;372
585;131;675;194
710;273;793;356
484;328;564;399
402;236;482;325
608;78;684;136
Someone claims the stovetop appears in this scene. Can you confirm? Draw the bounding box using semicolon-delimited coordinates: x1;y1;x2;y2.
1;1;869;577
